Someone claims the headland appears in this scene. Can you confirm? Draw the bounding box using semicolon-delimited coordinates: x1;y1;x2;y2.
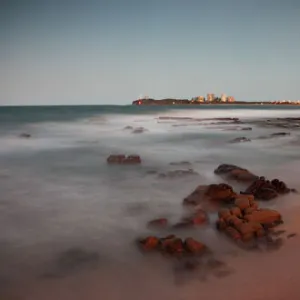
132;98;300;106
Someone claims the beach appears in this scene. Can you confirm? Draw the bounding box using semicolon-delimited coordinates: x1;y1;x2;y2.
1;105;300;300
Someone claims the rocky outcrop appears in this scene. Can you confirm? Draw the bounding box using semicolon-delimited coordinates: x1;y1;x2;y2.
137;235;207;257
256;132;291;139
183;183;236;206
172;209;208;229
216;198;283;245
214;164;258;183
244;177;292;200
106;154;141;165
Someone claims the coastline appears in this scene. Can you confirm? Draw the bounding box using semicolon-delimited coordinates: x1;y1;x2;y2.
132;99;300;106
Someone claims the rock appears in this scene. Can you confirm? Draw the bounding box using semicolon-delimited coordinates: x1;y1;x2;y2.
138;236;160;251
132;127;147;134
216;202;281;246
184;238;206;254
257;132;291;140
244;176;293;200
234;196;251;210
214;164;258;182
147;218;168;228
158;169;198;178
183;183;236;206
160;237;184;256
19;133;31;138
241;127;252;131
185;209;208;225
225;226;242;240
230;207;242;218
229;137;251;143
123;126;133;130
170;161;192;166
244;209;282;226
205;183;236;202
107;154;141;165
218;208;231;219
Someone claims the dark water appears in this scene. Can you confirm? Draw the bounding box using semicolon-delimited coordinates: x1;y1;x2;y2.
1;105;300;300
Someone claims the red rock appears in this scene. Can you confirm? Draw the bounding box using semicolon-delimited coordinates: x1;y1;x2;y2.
138;236;160;251
216;218;227;230
147;218;168;228
205;183;236;202
107;154;126;164
160;237;184;255
218;208;231;219
106;154;141;165
225;226;242;240
124;155;141;164
234;196;251;210
184;238;206;254
244;209;282;225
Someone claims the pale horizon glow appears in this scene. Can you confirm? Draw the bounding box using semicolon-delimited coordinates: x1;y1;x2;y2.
1;0;300;106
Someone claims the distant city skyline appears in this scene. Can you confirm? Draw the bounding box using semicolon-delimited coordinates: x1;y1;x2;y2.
1;0;300;105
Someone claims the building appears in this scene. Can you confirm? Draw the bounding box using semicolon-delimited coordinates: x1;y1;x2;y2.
227;96;235;103
197;96;205;102
207;93;215;102
221;94;227;102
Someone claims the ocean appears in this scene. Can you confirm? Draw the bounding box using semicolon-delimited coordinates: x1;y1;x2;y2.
1;105;300;300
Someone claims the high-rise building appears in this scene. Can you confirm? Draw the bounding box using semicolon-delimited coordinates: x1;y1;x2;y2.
197;96;205;102
227;96;235;102
207;93;215;101
221;94;227;102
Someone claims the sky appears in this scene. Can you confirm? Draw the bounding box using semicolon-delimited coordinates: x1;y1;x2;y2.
0;0;300;105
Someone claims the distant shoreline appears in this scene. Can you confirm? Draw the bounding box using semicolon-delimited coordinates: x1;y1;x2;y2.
132;99;300;106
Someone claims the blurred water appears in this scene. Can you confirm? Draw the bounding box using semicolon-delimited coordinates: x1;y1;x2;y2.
1;105;300;300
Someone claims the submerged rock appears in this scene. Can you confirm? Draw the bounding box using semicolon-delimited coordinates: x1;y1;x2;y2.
214;164;258;183
158;169;198;178
229;137;251;143
107;154;141;165
19;133;31;138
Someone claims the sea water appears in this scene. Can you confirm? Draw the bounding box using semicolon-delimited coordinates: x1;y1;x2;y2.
1;105;300;300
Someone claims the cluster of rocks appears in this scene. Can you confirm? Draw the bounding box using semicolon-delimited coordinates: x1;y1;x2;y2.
147;208;208;230
137;235;206;257
228;131;291;144
107;154;141;165
214;164;295;200
244;177;295;200
216;195;283;244
249;118;300;129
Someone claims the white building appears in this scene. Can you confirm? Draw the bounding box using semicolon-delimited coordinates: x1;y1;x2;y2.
221;93;227;102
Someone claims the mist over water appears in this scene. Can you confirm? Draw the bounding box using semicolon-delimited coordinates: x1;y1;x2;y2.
1;106;300;300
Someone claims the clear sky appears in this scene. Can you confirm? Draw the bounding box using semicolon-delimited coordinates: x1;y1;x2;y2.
1;0;300;105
